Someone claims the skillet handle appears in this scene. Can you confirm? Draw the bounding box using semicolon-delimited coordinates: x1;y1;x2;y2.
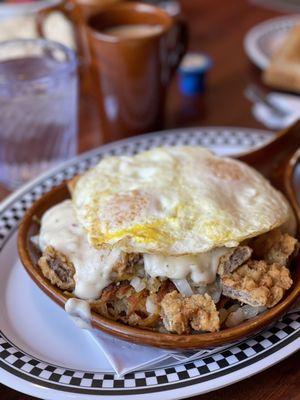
279;148;300;229
237;119;300;178
238;120;300;227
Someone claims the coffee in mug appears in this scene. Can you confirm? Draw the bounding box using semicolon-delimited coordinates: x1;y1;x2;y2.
102;24;164;38
87;2;187;142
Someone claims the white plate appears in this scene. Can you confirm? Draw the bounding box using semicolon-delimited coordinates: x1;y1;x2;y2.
244;15;300;69
0;127;299;400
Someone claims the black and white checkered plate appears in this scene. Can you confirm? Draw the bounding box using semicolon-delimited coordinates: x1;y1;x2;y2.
0;127;299;400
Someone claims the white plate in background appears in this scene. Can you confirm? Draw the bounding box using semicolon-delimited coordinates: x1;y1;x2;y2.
244;15;300;69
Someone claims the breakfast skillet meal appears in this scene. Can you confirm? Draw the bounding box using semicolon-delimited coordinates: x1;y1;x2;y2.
32;146;299;334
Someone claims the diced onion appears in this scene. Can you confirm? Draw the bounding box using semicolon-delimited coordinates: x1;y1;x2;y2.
146;296;158;314
130;277;146;292
192;280;221;303
210;290;221;304
208;280;222;303
242;305;266;319
219;308;228;324
195;285;206;295
225;308;246;328
227;303;240;313
224;305;267;328
172;279;194;297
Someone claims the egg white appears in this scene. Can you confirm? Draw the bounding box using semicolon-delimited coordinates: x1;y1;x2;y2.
72;146;290;256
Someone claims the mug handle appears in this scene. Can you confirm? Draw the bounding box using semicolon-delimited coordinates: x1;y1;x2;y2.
36;1;82;50
281;148;300;228
167;16;188;76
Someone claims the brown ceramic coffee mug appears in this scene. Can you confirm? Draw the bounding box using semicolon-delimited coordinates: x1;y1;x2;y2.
87;2;187;142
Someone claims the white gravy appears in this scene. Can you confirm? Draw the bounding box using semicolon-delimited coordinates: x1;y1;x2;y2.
39;200;232;300
65;298;92;329
39;200;121;300
144;247;230;285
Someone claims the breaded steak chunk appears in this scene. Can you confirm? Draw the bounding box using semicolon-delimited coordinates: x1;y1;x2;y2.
160;291;219;334
221;260;293;308
251;229;298;266
218;246;252;276
160;291;188;334
38;246;75;291
184;293;220;332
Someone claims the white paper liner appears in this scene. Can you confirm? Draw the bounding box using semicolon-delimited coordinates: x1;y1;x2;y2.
72;300;300;377
85;329;231;377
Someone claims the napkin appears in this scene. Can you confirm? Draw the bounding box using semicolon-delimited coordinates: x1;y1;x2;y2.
68;299;300;377
85;329;230;377
252;92;300;130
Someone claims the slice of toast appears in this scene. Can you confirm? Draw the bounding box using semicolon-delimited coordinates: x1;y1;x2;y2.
263;25;300;93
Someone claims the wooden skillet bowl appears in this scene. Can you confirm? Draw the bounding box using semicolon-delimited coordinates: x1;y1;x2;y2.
17;151;300;350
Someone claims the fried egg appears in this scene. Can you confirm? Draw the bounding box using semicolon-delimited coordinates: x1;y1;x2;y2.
72;146;291;255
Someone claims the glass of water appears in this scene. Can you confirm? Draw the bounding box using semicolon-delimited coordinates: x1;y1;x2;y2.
0;38;78;189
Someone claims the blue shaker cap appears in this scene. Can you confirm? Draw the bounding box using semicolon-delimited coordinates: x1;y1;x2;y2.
178;52;212;95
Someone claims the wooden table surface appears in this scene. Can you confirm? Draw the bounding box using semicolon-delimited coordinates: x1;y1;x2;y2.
0;0;299;398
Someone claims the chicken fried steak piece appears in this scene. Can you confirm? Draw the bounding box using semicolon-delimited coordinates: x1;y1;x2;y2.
221;260;292;308
160;291;219;334
38;246;75;291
